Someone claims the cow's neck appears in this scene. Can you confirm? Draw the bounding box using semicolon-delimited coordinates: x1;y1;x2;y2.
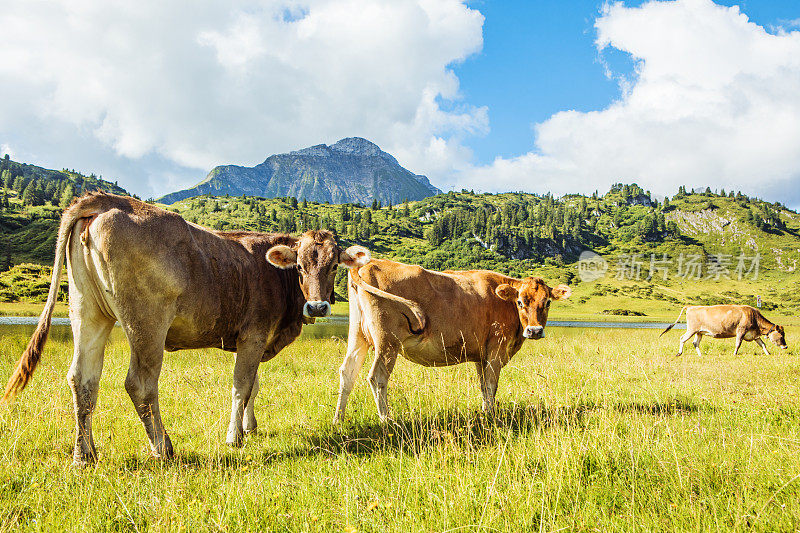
755;313;775;334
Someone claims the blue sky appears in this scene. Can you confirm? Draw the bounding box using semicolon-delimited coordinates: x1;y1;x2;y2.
1;0;800;205
456;0;800;167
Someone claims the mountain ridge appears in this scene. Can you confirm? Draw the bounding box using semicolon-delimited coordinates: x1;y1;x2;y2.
158;137;441;205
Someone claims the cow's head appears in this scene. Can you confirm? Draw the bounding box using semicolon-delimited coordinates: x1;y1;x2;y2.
768;325;787;349
495;277;571;340
266;230;371;318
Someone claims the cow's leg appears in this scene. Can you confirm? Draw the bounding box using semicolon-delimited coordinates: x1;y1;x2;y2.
475;358;503;415
124;329;174;459
676;330;695;356
333;329;370;423
119;307;178;460
67;309;114;466
368;343;398;422
243;372;260;435
755;337;771;356
693;333;703;357
227;337;265;447
733;334;744;355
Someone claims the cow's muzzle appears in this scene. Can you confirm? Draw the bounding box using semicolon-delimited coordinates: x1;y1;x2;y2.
523;325;544;339
304;301;331;318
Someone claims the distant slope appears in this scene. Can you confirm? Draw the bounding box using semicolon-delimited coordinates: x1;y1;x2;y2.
159;186;800;313
157;137;441;205
0;156;131;266
0;156;129;197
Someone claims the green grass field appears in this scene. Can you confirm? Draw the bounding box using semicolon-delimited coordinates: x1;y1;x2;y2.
1;322;800;531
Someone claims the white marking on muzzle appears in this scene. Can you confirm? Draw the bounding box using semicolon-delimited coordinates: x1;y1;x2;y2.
523;326;545;339
303;301;331;318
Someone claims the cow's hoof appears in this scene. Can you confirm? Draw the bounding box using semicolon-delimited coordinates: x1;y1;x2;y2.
226;434;245;448
151;435;174;460
71;455;96;468
243;425;257;436
71;447;97;467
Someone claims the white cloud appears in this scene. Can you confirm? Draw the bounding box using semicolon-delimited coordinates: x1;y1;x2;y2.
459;0;800;206
0;0;485;197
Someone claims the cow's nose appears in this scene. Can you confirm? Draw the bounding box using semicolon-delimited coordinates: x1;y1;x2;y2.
304;301;331;318
524;325;544;339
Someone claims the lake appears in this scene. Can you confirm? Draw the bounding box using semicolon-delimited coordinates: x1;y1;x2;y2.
0;316;686;343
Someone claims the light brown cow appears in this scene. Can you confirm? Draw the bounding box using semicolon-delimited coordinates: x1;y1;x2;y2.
2;192;364;465
333;257;571;421
660;305;787;356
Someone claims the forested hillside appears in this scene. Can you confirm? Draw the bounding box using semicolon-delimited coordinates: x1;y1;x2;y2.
167;184;799;276
2;165;799;313
0;156;130;265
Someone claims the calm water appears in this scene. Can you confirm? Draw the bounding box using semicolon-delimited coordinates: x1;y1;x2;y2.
0;316;685;344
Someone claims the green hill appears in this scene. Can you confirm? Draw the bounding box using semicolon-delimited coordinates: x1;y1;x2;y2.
0;156;131;265
2;164;799;317
160;185;800;316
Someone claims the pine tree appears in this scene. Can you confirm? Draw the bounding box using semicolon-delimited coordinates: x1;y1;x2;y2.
60;183;75;209
21;182;36;206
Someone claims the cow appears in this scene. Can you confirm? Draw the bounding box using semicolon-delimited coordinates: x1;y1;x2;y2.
2;192;364;465
332;257;571;422
660;305;787;356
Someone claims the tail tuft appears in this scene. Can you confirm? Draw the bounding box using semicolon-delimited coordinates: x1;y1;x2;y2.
659;323;675;338
2;308;52;403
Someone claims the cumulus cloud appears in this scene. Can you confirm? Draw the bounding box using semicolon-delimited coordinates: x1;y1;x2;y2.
459;0;800;206
0;0;485;197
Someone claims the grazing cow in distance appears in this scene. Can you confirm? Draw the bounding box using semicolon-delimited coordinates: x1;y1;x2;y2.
2;192;364;465
333;257;571;422
660;305;787;356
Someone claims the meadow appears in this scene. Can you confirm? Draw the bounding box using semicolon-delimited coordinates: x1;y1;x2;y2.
1;319;800;532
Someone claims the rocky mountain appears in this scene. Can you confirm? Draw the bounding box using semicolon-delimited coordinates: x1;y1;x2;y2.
157;137;442;205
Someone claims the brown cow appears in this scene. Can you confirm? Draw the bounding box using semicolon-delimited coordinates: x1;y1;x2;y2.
333;257;571;422
2;192;364;465
660;305;787;356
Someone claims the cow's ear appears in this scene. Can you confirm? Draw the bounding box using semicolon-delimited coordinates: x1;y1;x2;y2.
266;245;297;269
551;284;572;300
340;245;371;268
495;283;518;301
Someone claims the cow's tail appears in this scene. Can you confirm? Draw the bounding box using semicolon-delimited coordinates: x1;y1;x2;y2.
350;275;427;335
2;202;89;404
659;306;687;337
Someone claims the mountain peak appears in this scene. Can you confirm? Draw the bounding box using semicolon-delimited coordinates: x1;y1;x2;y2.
329;137;382;156
157;137;441;205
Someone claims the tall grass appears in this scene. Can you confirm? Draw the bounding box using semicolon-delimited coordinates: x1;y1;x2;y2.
1;325;799;531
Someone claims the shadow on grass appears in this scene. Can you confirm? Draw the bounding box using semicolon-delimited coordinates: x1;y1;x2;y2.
305;396;704;457
117;396;704;470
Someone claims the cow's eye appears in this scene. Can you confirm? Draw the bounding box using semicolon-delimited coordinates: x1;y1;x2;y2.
545;300;551;308
297;264;304;273
517;300;523;308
